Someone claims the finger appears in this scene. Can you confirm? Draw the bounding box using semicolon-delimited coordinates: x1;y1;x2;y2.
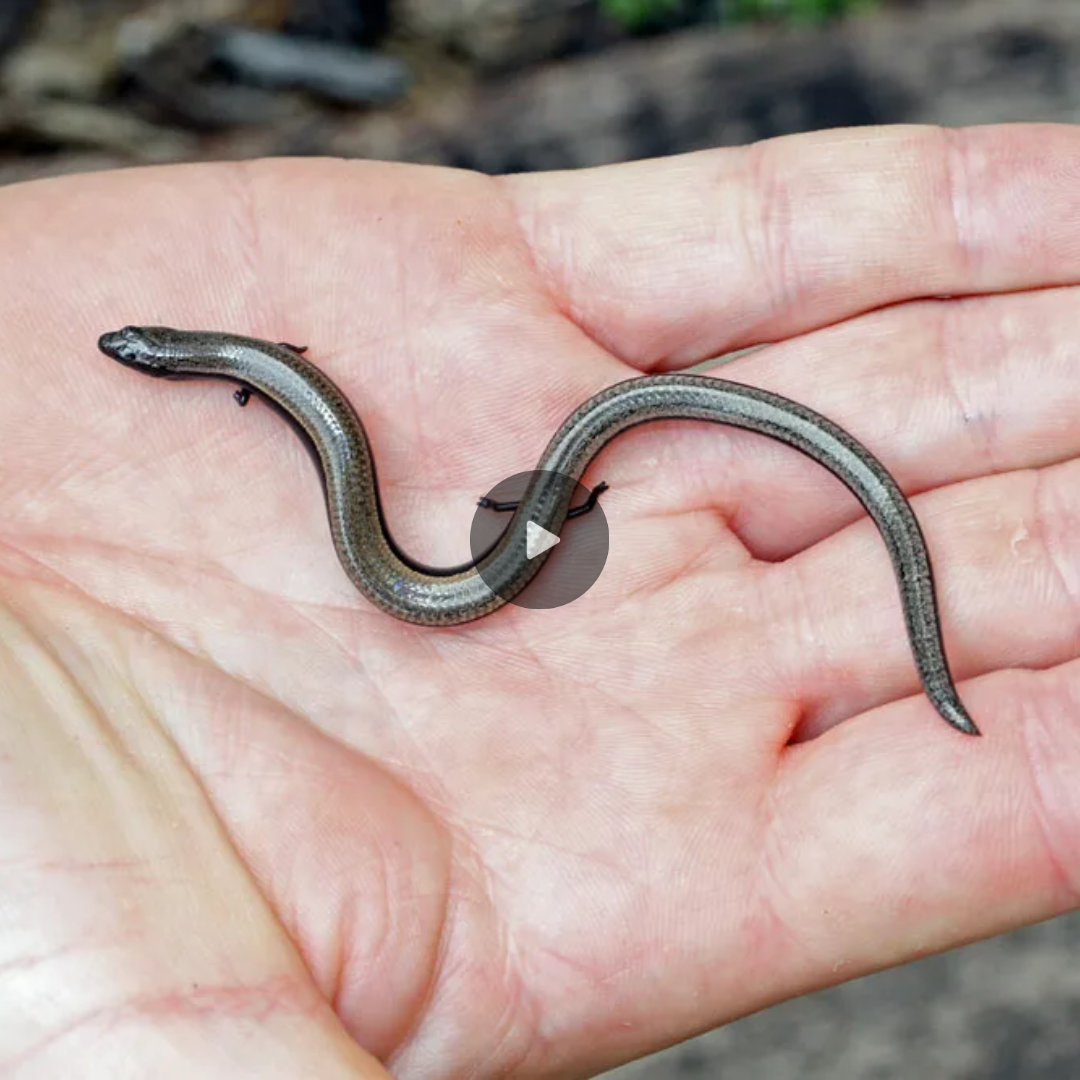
505;123;1080;365
720;285;1080;559
575;661;1074;1064
466;652;1079;1073
759;660;1079;1012
758;449;1080;735
587;283;1080;568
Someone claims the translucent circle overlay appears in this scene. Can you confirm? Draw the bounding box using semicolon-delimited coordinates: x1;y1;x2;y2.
469;470;610;611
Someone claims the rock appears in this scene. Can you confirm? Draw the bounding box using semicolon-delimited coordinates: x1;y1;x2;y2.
209;25;411;104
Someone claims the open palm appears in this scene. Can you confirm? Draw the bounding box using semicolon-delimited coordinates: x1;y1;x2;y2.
4;124;1080;1079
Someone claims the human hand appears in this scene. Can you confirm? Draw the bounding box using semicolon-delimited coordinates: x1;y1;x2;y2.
2;124;1078;1078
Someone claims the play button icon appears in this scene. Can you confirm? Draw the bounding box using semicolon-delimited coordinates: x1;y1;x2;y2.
470;469;610;611
526;520;560;560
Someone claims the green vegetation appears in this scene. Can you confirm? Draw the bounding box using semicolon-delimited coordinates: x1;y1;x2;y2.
724;0;877;21
601;0;876;31
600;0;683;30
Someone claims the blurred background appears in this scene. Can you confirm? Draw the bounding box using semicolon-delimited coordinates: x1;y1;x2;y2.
2;0;1078;183
4;1;1080;1077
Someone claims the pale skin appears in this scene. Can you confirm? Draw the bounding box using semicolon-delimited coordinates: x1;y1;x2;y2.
2;122;1080;1079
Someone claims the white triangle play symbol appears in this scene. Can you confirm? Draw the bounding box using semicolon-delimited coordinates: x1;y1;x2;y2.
526;520;561;560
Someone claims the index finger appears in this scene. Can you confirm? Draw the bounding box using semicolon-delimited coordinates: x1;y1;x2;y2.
505;123;1080;366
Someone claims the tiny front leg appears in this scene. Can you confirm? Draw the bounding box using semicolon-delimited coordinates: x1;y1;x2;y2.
566;481;609;520
478;481;609;519
477;495;520;513
278;342;309;354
